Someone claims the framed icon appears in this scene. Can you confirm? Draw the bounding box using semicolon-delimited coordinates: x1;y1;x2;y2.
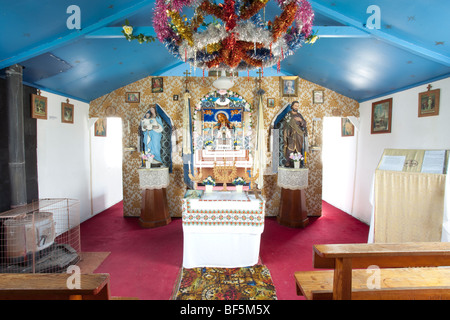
95;118;107;137
280;76;298;97
31;93;48;119
152;77;163;93
341;118;354;137
313;90;324;104
125;92;140;103
418;87;440;117
371;98;392;134
61;102;74;124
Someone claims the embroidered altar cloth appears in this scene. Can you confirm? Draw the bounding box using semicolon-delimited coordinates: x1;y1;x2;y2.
277;167;308;190
138;167;169;189
182;191;265;268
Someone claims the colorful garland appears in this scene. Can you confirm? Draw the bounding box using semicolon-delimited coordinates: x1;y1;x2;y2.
151;0;316;71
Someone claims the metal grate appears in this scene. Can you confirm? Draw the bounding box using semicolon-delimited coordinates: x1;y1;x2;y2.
0;199;80;273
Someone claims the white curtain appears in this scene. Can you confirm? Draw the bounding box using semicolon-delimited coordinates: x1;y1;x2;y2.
253;94;266;189
442;158;450;242
182;92;192;155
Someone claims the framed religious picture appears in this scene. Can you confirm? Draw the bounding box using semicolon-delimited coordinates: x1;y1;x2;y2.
313;90;324;104
173;94;179;101
125;92;140;103
418;87;440;117
31;93;48;119
371;98;392;134
94;118;107;137
267;98;275;108
152;77;163;93
61;101;74;124
280;76;298;97
341;118;354;137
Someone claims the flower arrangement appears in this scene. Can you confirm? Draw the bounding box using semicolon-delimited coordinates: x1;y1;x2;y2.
204;140;214;146
289;152;303;162
203;176;216;186
122;20;156;44
232;177;246;186
233;140;240;146
141;152;155;161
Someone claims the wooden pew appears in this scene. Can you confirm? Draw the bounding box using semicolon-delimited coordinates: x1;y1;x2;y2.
0;273;110;300
294;242;450;300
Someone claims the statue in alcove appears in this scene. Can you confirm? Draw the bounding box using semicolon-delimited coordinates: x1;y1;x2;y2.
284;101;308;167
140;106;163;163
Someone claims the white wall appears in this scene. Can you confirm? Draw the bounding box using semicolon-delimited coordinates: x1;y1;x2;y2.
352;77;450;224
37;92;92;222
322;117;358;214
90;117;123;215
37;91;123;224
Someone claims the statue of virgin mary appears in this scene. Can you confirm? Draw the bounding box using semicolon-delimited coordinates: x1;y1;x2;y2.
140;106;163;163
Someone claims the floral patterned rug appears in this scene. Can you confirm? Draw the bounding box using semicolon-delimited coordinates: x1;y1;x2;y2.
172;265;277;300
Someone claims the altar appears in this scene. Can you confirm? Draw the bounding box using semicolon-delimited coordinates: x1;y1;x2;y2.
181;190;265;268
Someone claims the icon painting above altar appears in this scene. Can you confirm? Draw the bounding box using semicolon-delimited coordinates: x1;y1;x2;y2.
203;107;242;150
189;90;253;189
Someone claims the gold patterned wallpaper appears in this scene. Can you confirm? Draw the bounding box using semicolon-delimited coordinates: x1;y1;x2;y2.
89;75;359;218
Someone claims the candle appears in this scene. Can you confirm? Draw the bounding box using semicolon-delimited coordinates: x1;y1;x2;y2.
188;161;191;168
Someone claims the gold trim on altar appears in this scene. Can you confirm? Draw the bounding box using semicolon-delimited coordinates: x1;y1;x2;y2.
189;159;259;191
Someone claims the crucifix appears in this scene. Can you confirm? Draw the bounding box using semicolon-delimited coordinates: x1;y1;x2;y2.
183;70;191;92
427;84;432;91
256;69;263;84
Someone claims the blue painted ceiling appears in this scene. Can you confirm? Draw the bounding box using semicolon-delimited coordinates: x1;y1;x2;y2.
0;0;449;103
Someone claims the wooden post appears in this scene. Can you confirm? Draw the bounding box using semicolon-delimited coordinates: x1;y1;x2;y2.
333;258;352;300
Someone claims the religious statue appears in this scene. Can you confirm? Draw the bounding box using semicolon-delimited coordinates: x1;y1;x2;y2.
140;106;163;163
284;101;307;167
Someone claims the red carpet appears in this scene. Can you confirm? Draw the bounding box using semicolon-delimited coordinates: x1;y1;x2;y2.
80;201;369;300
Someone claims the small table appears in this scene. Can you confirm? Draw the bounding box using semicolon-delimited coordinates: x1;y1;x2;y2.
182;191;265;268
277;167;309;228
138;167;171;228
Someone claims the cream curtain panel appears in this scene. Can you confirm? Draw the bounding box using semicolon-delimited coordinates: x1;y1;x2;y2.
374;170;445;242
371;149;448;243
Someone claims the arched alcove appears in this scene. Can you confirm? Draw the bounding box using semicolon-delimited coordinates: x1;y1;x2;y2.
139;104;174;173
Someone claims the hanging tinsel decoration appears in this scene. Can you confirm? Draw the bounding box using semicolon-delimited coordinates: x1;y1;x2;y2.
148;0;315;72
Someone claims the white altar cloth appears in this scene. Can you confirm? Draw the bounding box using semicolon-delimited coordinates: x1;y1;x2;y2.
182;191;265;268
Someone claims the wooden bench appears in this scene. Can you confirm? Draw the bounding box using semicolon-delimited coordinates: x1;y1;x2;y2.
294;242;450;300
0;273;110;300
